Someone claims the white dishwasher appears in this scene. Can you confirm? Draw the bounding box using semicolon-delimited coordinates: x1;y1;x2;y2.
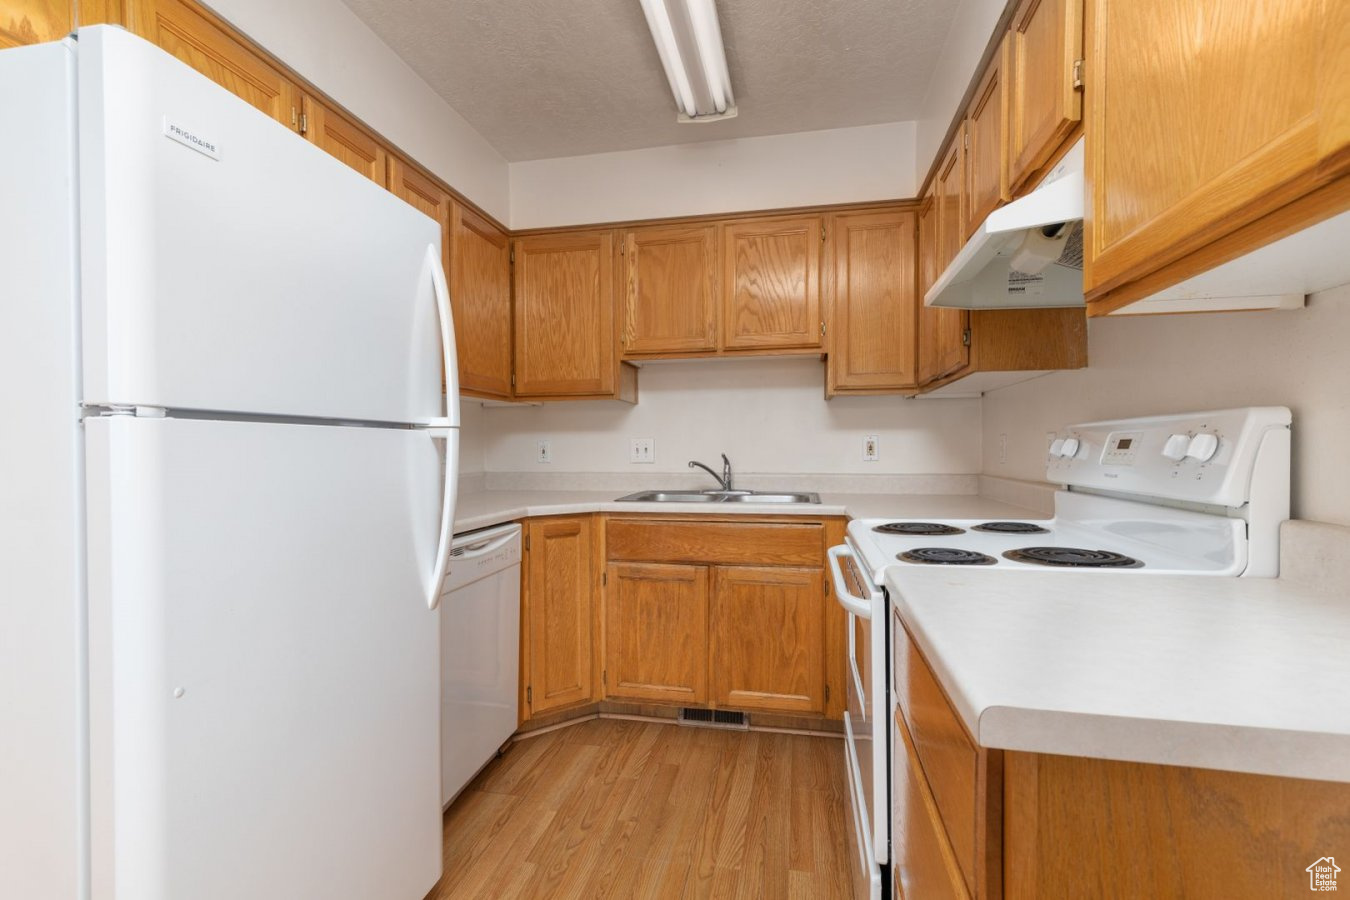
438;523;522;807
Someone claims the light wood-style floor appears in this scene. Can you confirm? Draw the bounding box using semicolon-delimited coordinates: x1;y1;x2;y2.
425;717;855;899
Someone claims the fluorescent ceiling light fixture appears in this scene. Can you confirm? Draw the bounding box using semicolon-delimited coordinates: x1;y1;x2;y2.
639;0;737;122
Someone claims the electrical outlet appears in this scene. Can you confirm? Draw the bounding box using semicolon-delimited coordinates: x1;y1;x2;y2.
863;434;879;462
536;439;551;464
630;438;655;464
998;433;1008;465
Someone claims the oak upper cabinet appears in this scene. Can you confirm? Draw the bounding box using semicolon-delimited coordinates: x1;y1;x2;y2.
619;223;718;356
721;215;823;352
139;0;299;130
603;562;709;704
917;190;969;385
512;230;617;398
711;566;825;714
301;95;388;186
1005;0;1083;195
449;202;513;399
388;156;450;259
965;37;1009;235
930;132;972;380
825;208;918;395
1;0;72;48
524;516;596;716
1084;0;1350;308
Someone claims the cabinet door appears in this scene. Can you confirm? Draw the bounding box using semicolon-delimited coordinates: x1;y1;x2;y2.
620;224;718;355
917;192;968;385
302;95;387;186
388;158;455;390
1;0;72;48
826;209;918;394
965;38;1009;236
931;136;971;380
604;562;708;704
711;566;824;714
140;0;298;129
526;517;595;715
1085;0;1345;298
512;230;616;397
721;215;823;351
1006;0;1083;194
450;202;513;399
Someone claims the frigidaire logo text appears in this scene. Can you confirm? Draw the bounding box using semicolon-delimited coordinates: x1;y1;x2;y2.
163;117;221;160
168;124;216;154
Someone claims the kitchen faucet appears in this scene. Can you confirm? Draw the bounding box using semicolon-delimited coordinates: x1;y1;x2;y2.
688;454;734;491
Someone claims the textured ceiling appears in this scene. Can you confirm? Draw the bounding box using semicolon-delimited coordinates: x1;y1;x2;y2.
339;0;957;161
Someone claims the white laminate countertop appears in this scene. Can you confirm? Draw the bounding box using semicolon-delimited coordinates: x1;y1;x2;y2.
454;490;1039;534
887;567;1350;783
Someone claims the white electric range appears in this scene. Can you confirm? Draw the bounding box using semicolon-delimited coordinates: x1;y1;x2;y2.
827;407;1292;900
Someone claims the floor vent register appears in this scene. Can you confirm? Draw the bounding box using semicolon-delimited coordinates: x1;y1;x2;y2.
677;708;749;730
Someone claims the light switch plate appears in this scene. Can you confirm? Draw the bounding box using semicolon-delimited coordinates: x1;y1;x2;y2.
630;438;655;464
536;439;551;464
863;435;879;462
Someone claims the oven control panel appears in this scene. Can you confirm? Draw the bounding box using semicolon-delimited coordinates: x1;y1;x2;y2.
1045;407;1290;507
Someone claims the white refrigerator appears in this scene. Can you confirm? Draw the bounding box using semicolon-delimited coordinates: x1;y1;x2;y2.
0;26;459;900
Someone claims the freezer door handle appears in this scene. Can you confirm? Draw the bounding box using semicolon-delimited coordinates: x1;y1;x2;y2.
430;242;460;420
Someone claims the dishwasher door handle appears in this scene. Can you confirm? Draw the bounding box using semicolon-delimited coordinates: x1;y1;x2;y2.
453;530;517;560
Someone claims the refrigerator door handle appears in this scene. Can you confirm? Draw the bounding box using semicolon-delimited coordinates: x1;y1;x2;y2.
424;242;459;610
430;242;460;418
426;427;458;610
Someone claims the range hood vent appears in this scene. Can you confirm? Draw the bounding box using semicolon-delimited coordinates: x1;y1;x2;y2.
926;140;1086;310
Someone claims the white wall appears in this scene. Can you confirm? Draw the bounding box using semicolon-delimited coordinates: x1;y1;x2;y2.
508;122;917;229
205;0;510;222
981;285;1350;526
913;0;1007;186
457;401;487;478
473;357;981;475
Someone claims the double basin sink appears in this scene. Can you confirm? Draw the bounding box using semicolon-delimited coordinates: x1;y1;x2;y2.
615;489;821;504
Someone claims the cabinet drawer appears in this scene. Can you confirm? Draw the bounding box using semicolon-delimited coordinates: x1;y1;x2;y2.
605;520;822;566
893;709;971;900
894;620;978;895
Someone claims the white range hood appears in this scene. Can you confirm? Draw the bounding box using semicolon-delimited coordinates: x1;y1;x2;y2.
925;138;1346;313
925;140;1086;310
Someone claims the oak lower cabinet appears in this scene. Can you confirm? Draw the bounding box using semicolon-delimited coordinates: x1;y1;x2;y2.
512;230;618;398
1083;0;1350;312
710;565;825;714
619;223;718;356
825;208;919;396
603;516;845;719
894;619;1350;900
523;516;598;717
603;562;709;704
721;215;823;352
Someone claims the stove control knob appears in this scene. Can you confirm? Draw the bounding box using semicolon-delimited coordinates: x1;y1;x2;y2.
1049;438;1065;458
1060;437;1081;458
1162;433;1191;461
1186;432;1219;462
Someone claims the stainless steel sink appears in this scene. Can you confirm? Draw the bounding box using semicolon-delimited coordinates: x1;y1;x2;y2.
615;489;820;504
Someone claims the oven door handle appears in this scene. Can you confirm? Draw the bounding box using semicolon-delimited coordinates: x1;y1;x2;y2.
828;544;874;620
